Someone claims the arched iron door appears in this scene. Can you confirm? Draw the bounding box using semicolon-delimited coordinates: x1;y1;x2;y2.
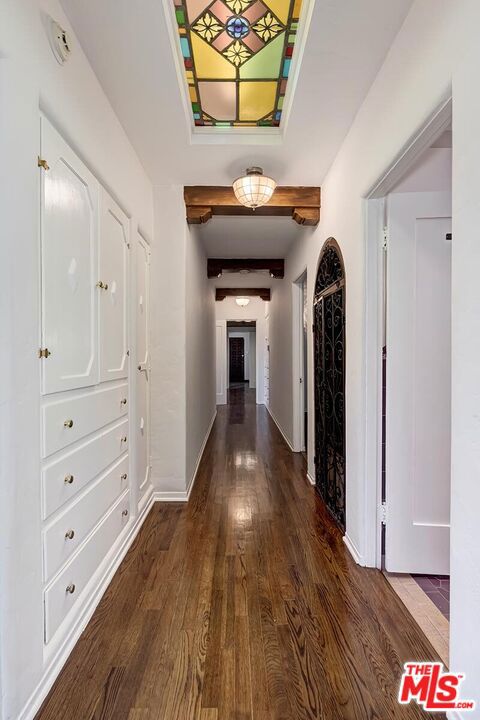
314;240;346;531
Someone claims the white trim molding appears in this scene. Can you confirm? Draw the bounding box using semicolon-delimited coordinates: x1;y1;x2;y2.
307;471;315;486
155;410;217;503
343;534;365;567
266;405;295;452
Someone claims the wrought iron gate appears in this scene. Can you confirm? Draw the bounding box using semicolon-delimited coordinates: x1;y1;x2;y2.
314;240;346;531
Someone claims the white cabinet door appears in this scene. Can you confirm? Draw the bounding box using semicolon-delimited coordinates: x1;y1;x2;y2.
136;235;150;494
385;191;452;574
98;190;129;382
40;117;99;394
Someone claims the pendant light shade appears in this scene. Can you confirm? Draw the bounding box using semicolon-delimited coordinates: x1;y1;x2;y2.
233;167;276;209
235;297;250;307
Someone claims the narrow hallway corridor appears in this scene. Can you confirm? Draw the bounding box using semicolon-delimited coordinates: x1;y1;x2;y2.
36;387;443;719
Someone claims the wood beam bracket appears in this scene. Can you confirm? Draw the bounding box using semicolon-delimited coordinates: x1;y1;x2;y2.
208;258;284;279
185;186;320;226
215;288;271;302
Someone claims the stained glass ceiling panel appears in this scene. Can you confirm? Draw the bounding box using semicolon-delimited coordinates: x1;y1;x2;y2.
172;0;303;127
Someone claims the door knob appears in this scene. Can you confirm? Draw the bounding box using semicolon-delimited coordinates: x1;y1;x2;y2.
121;436;127;443
122;509;129;517
66;583;76;594
64;474;74;484
64;419;74;428
121;398;127;405
121;473;128;481
96;281;109;290
65;530;75;540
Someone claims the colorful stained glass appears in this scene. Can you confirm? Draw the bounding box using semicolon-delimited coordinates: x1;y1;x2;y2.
171;0;303;126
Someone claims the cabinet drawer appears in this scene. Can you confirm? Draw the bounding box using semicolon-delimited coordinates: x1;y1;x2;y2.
44;490;130;643
42;418;128;519
43;455;129;581
42;383;128;458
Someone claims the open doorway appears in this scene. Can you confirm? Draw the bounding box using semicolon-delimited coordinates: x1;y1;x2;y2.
366;101;452;663
227;321;256;403
293;271;308;458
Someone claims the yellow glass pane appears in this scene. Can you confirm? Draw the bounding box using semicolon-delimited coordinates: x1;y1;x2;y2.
292;0;302;18
189;86;198;102
264;0;290;24
239;81;276;121
191;34;236;79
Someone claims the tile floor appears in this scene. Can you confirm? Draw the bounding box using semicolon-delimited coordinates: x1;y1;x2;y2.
412;575;450;620
384;572;449;666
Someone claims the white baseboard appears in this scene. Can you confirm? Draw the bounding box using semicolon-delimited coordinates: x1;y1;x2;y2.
19;491;156;720
154;410;217;503
307;471;315;486
343;533;365;567
265;405;295;452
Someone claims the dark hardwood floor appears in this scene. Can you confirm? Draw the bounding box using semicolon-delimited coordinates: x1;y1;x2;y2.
36;385;443;719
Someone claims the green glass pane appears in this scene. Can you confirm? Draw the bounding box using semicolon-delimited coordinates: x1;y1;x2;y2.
176;8;185;24
239;32;285;79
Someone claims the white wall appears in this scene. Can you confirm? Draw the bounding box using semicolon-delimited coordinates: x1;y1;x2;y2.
185;226;216;490
0;1;154;718
151;193;216;497
267;0;480;705
151;186;187;495
214;290;267;406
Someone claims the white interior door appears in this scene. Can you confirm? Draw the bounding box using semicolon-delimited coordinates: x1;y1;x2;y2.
136;235;150;495
385;191;452;574
40;117;99;394
98;189;129;382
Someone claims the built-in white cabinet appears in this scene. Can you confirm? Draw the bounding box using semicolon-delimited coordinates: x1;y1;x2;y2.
136;234;151;497
37;116;151;649
40;117;99;395
99;190;129;383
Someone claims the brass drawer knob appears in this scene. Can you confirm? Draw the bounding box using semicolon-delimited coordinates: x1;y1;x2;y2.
121;473;128;481
121;436;127;443
65;529;75;540
66;583;76;594
96;281;109;290
64;474;74;484
122;509;129;517
64;419;74;428
121;398;127;405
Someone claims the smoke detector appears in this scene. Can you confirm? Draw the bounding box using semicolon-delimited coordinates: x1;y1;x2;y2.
47;17;72;65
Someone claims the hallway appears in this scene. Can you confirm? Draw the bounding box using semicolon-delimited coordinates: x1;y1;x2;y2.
36;387;442;720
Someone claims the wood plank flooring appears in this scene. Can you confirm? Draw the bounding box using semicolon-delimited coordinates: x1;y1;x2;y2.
36;386;444;719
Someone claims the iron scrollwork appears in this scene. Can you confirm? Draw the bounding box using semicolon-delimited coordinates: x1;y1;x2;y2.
314;242;345;531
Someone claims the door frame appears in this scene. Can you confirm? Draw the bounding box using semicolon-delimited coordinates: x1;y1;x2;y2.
363;96;452;568
292;269;307;452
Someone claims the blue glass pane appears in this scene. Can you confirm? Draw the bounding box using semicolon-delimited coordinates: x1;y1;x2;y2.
282;58;291;77
180;37;190;58
226;16;250;39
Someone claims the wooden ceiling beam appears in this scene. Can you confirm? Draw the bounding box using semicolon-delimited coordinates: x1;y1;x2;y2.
208;258;284;279
185;186;320;226
216;288;271;301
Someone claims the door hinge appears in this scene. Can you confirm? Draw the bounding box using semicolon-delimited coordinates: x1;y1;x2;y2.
382;226;388;251
37;156;50;171
380;501;387;525
38;347;51;359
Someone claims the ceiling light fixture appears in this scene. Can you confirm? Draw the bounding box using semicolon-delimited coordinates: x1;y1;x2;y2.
235;297;250;307
233;167;276;210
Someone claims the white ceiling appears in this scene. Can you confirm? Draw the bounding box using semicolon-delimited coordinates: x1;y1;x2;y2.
60;0;414;187
198;216;311;258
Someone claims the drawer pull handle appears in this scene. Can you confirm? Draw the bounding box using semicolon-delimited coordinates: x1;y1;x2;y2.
121;398;127;405
122;509;129;517
64;419;74;428
121;436;127;443
65;529;75;540
64;474;74;484
66;583;76;594
121;473;128;481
